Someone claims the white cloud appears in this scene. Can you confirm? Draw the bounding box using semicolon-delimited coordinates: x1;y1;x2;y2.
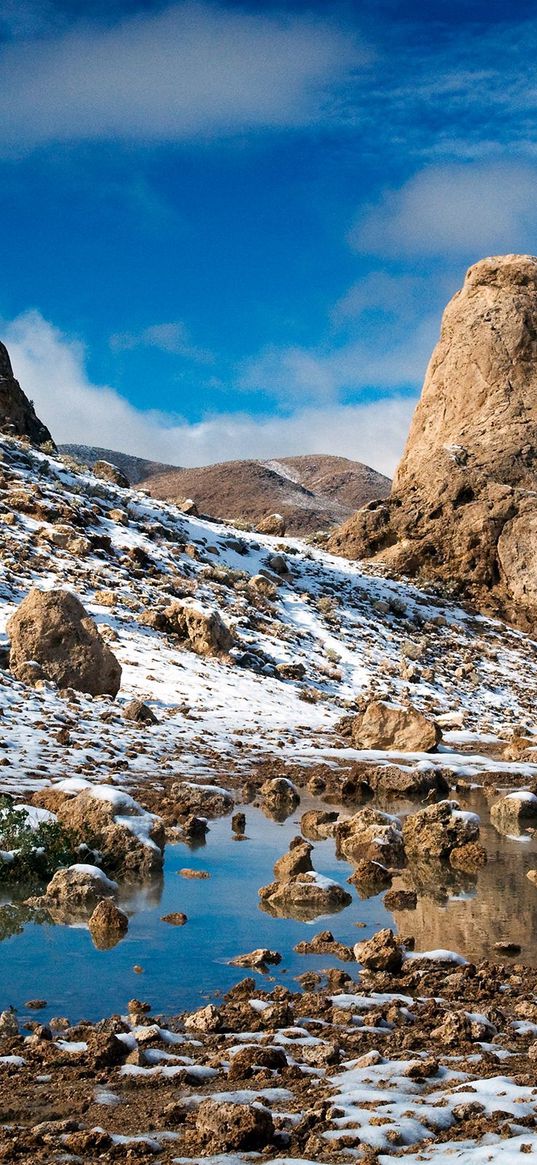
110;320;213;362
240;314;439;404
0;3;364;152
353;162;537;257
2;309;412;476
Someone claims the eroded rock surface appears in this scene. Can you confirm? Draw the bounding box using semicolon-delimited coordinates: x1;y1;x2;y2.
329;255;537;630
335;806;405;867
403;800;480;861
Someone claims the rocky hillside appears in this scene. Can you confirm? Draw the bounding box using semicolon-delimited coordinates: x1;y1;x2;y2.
3;430;537;1161
138;453;390;535
1;432;536;802
329;254;537;632
59;444;177;485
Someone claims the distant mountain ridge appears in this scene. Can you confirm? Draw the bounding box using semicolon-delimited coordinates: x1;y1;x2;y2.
58;444;178;485
59;445;391;535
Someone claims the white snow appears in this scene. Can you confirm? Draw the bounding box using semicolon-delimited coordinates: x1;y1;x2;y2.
68;864;118;890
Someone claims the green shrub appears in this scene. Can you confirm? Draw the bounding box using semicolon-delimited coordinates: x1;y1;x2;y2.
0;797;77;884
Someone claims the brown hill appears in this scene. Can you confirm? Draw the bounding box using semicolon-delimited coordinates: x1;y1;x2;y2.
139;454;391;535
328;254;537;630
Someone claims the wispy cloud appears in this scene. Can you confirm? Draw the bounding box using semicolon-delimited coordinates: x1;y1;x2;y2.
240;314;439;405
352;162;537;258
110;320;213;363
3;309;411;476
0;2;365;152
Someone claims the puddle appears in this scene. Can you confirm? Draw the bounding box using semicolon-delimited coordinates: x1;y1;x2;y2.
0;789;536;1024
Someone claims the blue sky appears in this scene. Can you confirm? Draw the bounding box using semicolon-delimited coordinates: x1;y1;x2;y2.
1;0;537;471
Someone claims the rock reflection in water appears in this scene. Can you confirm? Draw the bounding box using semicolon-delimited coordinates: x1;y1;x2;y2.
388;790;537;962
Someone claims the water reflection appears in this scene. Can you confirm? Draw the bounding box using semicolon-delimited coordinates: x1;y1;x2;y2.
1;787;537;1022
390;789;537;962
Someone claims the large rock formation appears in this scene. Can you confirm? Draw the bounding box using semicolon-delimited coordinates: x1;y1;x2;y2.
328;255;537;629
0;342;53;446
7;587;122;697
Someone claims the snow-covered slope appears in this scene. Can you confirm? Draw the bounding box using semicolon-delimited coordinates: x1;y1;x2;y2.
1;435;537;800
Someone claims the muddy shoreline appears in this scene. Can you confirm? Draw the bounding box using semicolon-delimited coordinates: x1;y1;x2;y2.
3;952;537;1162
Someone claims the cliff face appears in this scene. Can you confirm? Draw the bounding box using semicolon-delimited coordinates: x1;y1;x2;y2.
0;341;54;446
328;255;537;630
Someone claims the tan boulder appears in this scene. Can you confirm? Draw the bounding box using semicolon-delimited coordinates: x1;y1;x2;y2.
88;898;129;949
328;255;537;631
354;927;404;972
162;601;234;656
351;700;440;752
7;588;121;697
229;948;281;969
259;871;352;921
403;800;480;861
123;699;158;724
195;1098;274;1153
259;776;300;823
363;763;448;797
56;788;164;878
93;460;129;487
335;806;405;867
256;513;286;537
490;791;537;835
36;863;118;910
168;780;233;819
273;837;313;882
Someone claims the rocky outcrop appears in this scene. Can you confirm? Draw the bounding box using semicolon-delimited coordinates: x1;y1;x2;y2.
195;1099;274;1153
328;256;537;630
260;777;300;819
351;700;441;753
259;836;351;921
256;513;286;536
93;460;129;488
0;341;53;446
160;601;234;657
167;780;233;820
56;789;164;878
363;763;448;797
229;948;281;970
490;791;537;835
259;871;352;921
30;864;118;911
7;588;122;697
354;927;404;972
335;806;405;867
403;801;480;861
273;837;313;882
123;699;158;724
